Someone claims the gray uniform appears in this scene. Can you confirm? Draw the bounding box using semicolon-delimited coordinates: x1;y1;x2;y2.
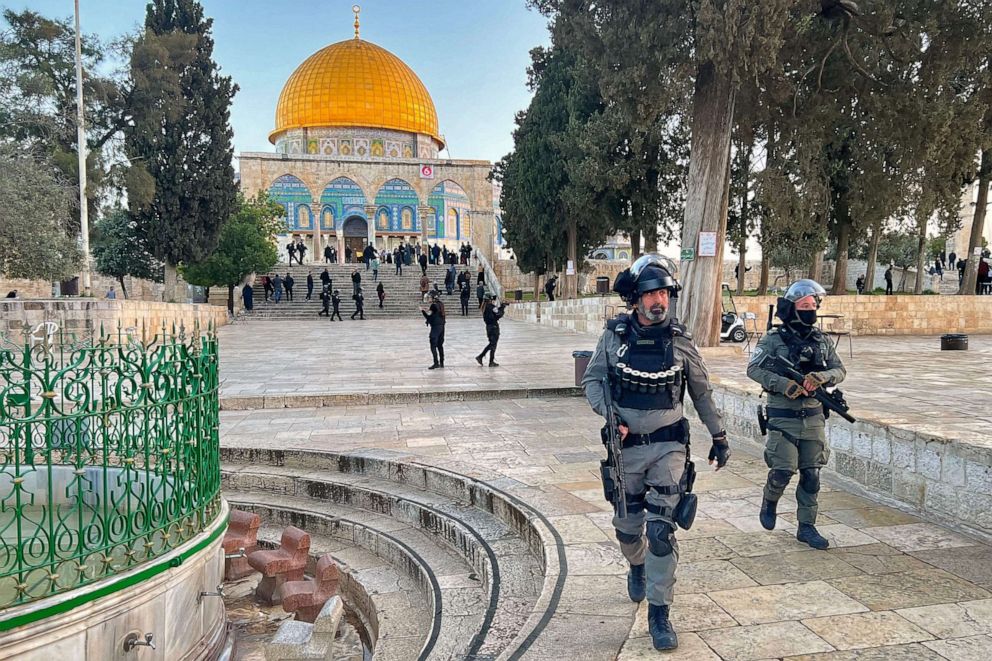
582;316;723;605
746;327;846;524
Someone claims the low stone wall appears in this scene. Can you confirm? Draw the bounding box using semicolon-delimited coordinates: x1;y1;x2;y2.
0;299;229;338
734;294;992;336
689;379;992;541
505;296;620;335
0;274;165;301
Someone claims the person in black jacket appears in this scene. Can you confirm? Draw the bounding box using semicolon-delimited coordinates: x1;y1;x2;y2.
351;288;365;320
284;273;295;301
376;281;385;308
330;290;343;321
476;295;507;367
422;292;446;369
459;282;471;316
318;287;330;317
305;272;314;301
320;268;331;292
419;251;429;276
351;269;361;297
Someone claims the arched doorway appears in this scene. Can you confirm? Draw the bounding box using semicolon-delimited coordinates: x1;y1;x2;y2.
343;216;368;259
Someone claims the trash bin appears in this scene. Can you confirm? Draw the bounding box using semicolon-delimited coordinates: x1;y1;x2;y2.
596;276;611;295
940;333;968;350
572;350;593;387
514;289;523;301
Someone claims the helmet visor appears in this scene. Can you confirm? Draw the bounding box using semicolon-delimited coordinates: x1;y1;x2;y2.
630;253;679;281
784;279;827;304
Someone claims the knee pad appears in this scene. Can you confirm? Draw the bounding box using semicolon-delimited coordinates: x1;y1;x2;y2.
615;530;641;546
767;469;793;490
646;520;675;558
799;467;821;493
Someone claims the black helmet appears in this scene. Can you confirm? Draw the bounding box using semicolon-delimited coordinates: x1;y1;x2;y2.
613;253;681;304
776;278;826;326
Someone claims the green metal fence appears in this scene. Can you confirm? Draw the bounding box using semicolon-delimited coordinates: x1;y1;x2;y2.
0;323;221;607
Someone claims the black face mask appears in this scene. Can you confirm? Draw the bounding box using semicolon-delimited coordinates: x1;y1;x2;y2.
796;310;817;327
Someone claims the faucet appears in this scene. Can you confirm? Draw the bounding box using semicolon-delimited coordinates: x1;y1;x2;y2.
198;583;225;603
224;547;246;559
123;632;155;652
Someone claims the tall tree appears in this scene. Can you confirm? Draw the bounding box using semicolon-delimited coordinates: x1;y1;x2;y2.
0;144;81;281
125;0;237;302
92;208;162;298
182;194;284;313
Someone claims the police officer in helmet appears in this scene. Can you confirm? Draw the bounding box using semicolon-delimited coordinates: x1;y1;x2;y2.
747;279;846;549
582;254;730;651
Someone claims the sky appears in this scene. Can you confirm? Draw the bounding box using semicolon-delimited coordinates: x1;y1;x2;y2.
16;0;551;165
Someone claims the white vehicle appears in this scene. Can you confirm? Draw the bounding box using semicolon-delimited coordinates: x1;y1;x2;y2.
720;283;747;343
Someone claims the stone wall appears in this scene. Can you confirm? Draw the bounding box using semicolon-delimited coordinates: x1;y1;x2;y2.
0;273;165;301
690;381;992;540
0;299;229;339
505;296;619;335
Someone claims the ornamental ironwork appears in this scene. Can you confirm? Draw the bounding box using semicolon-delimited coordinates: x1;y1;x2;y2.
0;322;221;607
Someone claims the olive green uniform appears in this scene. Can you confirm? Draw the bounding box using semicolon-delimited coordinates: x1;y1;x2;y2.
746;328;846;524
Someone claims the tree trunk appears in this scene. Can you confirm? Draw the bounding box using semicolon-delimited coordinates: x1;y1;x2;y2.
643;224;658;253
117;275;129;300
164;262;180;302
914;215;928;295
678;61;736;346
865;226;880;293
757;253;770;295
630;228;641;261
808;249;824;282
534;272;541;320
227;284;235;315
961;149;991;295
830;220;851;295
567;218;578;299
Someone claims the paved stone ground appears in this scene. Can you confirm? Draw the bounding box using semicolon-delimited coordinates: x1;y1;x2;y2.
218;320;992;659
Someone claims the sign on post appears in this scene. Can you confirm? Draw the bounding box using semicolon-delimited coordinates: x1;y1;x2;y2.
680;248;695;262
698;231;718;257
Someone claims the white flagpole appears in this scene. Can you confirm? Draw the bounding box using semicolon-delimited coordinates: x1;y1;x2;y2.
73;0;91;296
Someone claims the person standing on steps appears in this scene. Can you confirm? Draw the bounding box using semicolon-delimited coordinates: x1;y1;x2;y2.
272;273;284;303
420;274;431;303
297;240;307;264
241;282;254;313
476;282;485;309
286;240;297;266
476;294;507;366
581;254;730;652
372;255;380;282
318;287;330;317
351;287;365;320
284;272;295;302
419;251;428;276
376;282;385;309
324;244;333;264
747;279;846;552
330;290;342;321
422;292;446;369
305;272;314;301
345;245;352;264
351;269;361;297
262;274;273;302
320;268;331;293
459;282;471;316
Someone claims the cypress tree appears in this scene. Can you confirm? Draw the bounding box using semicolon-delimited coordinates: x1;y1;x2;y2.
125;0;238;301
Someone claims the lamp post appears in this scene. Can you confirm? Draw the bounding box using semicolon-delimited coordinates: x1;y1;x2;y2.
73;0;91;296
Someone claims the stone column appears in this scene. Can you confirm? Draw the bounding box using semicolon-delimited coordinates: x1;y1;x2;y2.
311;198;323;259
336;229;344;264
364;204;378;248
418;205;431;248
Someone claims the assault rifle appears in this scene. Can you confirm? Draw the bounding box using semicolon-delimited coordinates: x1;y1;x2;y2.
761;354;856;423
600;377;628;518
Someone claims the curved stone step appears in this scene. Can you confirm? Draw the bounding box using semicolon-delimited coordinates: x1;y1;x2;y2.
221;448;569;661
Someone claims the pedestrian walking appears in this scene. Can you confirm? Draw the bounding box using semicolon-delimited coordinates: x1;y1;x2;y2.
884;265;894;295
395;247;404;275
324;245;333;264
351;269;361;297
318;287;330;317
421;292;446;369
377;282;385;308
545;275;558;301
241;283;254;312
747;279;846;553
306;272;314;301
284;273;295;301
320;268;331;292
582;254;729;651
372;256;380;281
419;251;428;276
297;240;308;264
272;274;284;303
476;282;485;308
345;245;352;264
287;241;297;265
475;295;507;366
459;282;470;316
351;288;365;320
420;274;430;302
330;290;343;321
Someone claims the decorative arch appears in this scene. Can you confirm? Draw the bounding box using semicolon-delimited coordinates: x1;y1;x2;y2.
374;178;419;233
320;205;335;230
428;180;470;241
268;174;312;232
320;177;366;231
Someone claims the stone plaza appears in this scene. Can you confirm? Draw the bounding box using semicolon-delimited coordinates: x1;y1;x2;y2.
217;316;992;660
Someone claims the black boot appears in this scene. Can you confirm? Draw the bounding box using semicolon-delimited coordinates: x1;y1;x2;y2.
428;363;440;370
648;604;678;650
475;355;484;366
626;564;645;603
759;499;778;531
797;523;829;549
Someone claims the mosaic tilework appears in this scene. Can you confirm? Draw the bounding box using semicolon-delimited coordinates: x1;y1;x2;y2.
373;178;419;233
428;181;470;240
320;177;367;230
268;174;312;231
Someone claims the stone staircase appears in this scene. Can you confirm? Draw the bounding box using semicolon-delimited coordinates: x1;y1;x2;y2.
221;447;566;660
246;263;484;319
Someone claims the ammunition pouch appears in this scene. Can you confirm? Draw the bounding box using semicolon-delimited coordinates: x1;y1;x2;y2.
673;492;697;530
600;459;616;506
757;405;768;436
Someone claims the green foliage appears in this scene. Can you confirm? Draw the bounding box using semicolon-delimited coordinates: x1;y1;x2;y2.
0;9;129;234
125;0;238;267
876;230;919;271
181;194;284;290
0;144;81;280
92;209;163;296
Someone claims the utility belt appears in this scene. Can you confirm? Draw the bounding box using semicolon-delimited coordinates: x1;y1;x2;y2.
622;418;689;448
765;406;823;420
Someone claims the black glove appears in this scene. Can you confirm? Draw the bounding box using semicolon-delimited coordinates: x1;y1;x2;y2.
708;431;731;470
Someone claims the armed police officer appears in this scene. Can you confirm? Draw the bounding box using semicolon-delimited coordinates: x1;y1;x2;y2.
747;279;846;550
582;254;729;651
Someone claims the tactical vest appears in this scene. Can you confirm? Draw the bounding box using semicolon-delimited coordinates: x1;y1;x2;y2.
607;314;683;410
779;325;828;375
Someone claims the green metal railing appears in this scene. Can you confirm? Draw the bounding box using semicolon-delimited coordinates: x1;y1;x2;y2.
0;322;221;607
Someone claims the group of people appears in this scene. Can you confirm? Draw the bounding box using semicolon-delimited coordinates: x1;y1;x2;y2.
581;254;846;651
419;290;508;369
285;239;309;266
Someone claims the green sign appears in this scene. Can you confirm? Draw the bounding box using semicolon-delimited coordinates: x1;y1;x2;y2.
680;248;695;262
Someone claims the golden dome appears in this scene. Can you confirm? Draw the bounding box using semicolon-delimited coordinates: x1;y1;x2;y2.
270;38;443;148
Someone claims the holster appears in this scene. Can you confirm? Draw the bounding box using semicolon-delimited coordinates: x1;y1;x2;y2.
600;459;616;506
757;405;768;436
673;458;698;529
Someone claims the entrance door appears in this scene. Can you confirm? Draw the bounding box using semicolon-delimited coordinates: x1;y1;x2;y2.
342;216;368;263
345;236;366;258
